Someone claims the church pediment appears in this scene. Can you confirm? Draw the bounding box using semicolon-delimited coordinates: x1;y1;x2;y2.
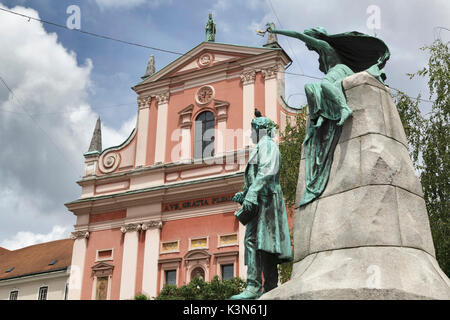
137;42;278;85
91;261;114;277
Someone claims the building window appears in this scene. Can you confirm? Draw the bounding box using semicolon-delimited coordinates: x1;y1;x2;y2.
194;111;215;159
9;290;18;300
190;267;205;281
165;270;177;286
221;264;234;280
38;286;48;300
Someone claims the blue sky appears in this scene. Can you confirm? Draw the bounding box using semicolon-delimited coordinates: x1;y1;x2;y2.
0;0;448;249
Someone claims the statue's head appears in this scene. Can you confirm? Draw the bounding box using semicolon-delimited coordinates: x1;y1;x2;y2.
209;12;213;19
251;116;276;143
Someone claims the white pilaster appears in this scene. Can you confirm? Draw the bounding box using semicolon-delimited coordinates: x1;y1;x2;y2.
240;70;256;148
67;231;89;300
262;66;279;122
135;96;151;167
119;223;141;300
238;223;247;281
141;221;162;298
154;92;170;164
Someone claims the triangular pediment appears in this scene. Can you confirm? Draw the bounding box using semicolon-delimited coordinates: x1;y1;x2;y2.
138;42;279;85
92;261;114;271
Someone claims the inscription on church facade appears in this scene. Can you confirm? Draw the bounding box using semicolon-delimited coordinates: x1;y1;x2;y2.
162;193;234;212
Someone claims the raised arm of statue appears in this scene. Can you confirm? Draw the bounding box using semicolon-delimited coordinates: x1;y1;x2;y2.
266;23;329;51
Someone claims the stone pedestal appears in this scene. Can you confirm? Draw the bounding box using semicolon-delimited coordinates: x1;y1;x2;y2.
261;72;450;300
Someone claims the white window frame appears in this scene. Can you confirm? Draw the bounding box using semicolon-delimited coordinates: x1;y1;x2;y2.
9;289;19;300
215;252;238;280
95;248;114;262
188;236;209;251
38;286;48;300
217;233;238;248
159;259;181;291
220;263;235;280
160;240;180;254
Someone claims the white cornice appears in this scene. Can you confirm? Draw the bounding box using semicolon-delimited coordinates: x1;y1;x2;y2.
133;49;290;96
0;269;68;286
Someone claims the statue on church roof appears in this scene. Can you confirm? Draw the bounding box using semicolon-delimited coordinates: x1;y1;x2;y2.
142;55;155;79
205;13;216;42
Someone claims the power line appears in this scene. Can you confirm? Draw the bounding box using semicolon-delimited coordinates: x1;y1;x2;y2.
266;0;305;74
0;7;185;56
0;7;436;109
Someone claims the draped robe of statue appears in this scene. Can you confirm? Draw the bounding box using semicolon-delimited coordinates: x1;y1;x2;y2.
268;26;390;206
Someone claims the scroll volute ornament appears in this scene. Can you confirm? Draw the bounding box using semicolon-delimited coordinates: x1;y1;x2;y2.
99;152;121;174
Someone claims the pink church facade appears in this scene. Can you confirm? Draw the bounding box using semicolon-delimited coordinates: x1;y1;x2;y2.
65;40;297;300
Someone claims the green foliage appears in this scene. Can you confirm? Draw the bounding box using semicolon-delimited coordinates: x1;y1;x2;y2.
276;112;307;282
156;275;247;300
134;293;148;300
396;39;449;277
278;107;308;208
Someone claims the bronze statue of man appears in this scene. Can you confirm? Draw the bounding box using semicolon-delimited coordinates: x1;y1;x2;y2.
231;113;293;300
205;13;216;42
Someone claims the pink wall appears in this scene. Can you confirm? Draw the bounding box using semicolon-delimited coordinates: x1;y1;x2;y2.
158;212;239;292
81;228;124;300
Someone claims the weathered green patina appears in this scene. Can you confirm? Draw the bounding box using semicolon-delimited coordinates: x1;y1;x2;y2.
266;24;390;206
231;115;293;300
205;13;216;42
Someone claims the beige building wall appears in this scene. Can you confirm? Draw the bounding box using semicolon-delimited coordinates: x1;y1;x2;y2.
0;270;69;300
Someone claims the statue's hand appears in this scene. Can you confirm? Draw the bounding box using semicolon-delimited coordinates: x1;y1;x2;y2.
232;192;244;204
265;22;274;33
242;199;256;213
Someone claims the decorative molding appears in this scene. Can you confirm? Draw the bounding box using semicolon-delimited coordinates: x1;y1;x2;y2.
195;85;215;106
120;223;142;233
71;230;89;240
141;221;163;230
155;92;170;105
178;104;194;129
91;261;114;277
99;152;121;174
261;66;278;80
197;53;214;68
240;70;256;85
213;99;229;122
137;96;151;110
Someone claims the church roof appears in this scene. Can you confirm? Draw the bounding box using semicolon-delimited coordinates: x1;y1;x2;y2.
133;41;291;90
0;239;73;281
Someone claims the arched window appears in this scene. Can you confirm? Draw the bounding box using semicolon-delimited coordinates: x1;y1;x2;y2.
191;267;205;281
194;111;215;159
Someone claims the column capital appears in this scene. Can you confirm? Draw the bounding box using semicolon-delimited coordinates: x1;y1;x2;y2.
120;223;142;233
261;66;278;80
137;96;151;110
240;70;256;85
142;221;163;230
71;230;89;240
155;92;170;105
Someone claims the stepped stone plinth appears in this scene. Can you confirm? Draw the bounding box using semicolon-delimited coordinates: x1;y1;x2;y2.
261;72;450;300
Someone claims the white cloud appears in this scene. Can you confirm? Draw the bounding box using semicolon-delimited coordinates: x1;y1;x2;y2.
0;225;71;251
95;0;167;10
0;4;134;246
